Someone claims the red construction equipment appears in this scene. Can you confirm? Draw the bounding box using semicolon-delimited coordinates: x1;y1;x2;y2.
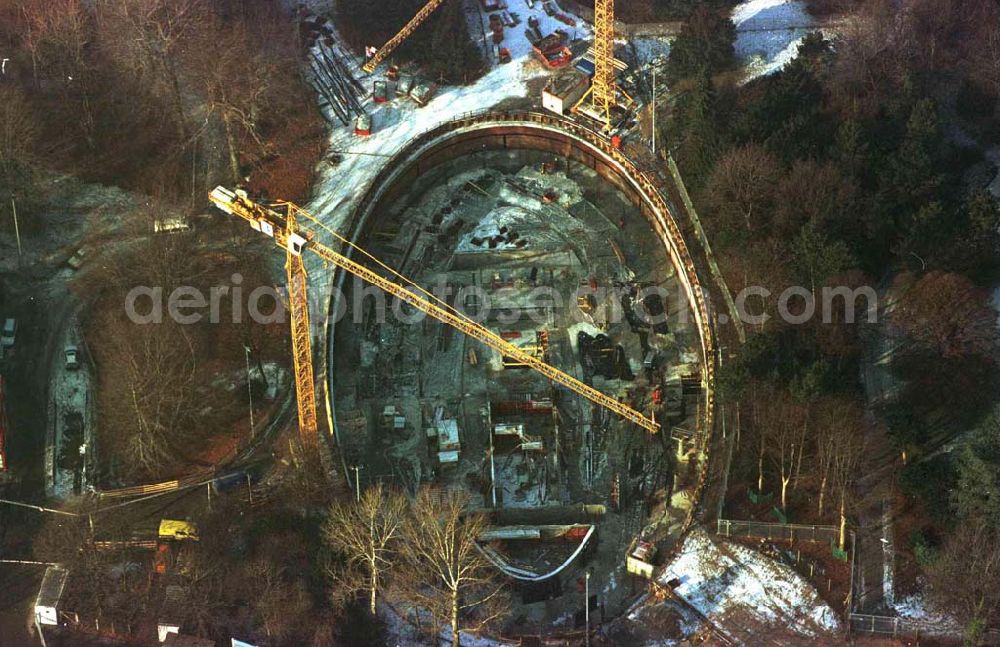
354;113;372;137
532;30;573;69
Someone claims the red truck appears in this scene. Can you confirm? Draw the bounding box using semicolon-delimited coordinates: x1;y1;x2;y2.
532;30;573;69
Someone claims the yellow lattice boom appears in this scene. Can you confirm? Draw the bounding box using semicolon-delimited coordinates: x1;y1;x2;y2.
361;0;449;74
572;0;632;132
208;186;660;435
591;0;616;114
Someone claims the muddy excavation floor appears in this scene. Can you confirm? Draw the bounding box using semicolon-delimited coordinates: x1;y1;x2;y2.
330;149;704;630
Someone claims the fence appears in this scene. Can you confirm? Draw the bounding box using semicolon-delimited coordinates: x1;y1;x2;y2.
849;613;1000;645
716;518;842;544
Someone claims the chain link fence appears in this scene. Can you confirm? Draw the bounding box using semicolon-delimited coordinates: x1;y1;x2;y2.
849;613;1000;645
716;518;842;544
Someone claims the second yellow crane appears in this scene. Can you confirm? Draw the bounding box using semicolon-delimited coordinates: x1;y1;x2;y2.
361;0;449;74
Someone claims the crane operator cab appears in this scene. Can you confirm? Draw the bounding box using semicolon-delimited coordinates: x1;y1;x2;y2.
209;185;309;256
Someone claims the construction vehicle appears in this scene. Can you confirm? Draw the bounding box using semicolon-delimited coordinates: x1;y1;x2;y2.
373;80;389;103
532;30;573;69
207;187;660;442
354;113;372;137
158;519;199;541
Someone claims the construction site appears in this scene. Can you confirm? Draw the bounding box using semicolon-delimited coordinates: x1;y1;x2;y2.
205;0;719;635
325;143;705;623
2;0;884;642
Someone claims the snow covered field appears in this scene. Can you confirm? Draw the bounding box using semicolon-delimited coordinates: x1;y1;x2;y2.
733;0;819;81
892;593;964;635
659;529;842;643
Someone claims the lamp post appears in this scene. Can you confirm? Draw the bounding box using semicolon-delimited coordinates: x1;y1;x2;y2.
244;345;255;435
11;195;21;259
350;465;363;502
584;570;591;647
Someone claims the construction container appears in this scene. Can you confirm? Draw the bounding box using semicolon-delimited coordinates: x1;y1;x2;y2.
542;71;588;115
397;74;414;97
354;113;371;136
533;30;573;69
373;79;388;103
555;13;576;27
626;540;657;578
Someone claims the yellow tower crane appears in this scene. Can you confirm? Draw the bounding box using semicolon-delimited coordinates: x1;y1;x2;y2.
208;186;660;439
361;0;449;74
572;0;632;132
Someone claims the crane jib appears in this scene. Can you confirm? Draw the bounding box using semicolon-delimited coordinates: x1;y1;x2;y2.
208;187;660;434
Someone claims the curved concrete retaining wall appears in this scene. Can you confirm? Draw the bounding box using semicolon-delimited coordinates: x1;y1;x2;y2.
326;111;716;518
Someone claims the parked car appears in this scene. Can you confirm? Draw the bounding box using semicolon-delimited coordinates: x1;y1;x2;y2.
65;345;80;370
1;318;15;347
66;248;87;270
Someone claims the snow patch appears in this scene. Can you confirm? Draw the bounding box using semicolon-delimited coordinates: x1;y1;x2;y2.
660;529;842;641
892;593;964;634
732;0;819;82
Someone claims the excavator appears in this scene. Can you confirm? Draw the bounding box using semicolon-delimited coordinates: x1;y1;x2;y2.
208;186;660;441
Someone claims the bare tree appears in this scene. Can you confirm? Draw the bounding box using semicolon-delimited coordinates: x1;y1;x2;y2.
185;3;304;184
97;0;204;141
0;88;38;170
246;558;311;643
396;488;508;647
892;271;1000;361
82;237;206;480
758;387;808;513
20;0;98;144
928;521;1000;645
323;482;407;615
829;408;866;550
701;144;782;243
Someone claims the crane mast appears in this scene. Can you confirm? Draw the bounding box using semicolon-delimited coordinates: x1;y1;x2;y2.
208;187;660;435
573;0;631;132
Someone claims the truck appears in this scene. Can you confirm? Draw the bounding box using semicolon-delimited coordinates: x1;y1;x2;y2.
532;30;573;69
